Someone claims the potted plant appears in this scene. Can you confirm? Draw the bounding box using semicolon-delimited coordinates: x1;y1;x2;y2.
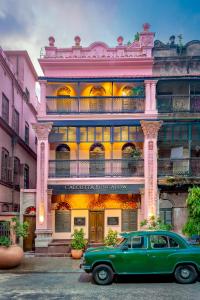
104;229;118;246
71;228;87;259
0;217;29;269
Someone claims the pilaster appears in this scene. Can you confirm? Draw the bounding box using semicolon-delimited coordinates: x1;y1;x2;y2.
32;122;53;249
38;80;47;117
141;120;162;219
144;80;158;115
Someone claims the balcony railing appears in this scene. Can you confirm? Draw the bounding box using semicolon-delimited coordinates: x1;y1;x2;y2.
46;96;145;114
157;95;200;113
49;159;144;178
158;158;200;177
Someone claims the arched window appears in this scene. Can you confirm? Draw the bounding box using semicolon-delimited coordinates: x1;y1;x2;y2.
89;143;105;176
89;86;106;112
56;86;72;113
56;144;70;177
57;87;71;97
122;143;136;159
122;143;136;176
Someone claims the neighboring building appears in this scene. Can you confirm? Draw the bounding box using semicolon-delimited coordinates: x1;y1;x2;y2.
31;23;163;255
153;37;200;233
0;48;38;248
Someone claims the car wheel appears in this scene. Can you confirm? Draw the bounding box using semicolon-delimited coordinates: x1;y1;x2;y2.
92;264;114;285
174;264;198;284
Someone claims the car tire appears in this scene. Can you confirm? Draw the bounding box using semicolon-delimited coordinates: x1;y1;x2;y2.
174;264;198;284
92;264;114;285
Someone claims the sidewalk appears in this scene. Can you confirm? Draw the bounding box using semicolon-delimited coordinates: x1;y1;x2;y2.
0;255;83;273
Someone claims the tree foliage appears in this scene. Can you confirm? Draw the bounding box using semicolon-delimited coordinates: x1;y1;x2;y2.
140;215;172;231
182;186;200;237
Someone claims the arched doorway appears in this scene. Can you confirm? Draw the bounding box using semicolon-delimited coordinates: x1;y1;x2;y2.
56;144;70;177
23;206;36;252
89;143;105;176
89;86;106;112
122;143;136;176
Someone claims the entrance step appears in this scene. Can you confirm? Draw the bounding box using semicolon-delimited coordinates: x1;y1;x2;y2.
87;243;104;248
47;239;71;257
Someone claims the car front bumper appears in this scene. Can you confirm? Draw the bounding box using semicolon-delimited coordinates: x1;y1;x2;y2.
80;262;92;272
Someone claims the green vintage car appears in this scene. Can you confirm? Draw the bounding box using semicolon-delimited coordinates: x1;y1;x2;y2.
81;231;200;285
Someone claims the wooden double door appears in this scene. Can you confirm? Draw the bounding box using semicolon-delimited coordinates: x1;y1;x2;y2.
89;211;104;243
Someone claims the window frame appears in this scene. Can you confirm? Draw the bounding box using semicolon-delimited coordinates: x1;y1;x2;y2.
1;148;9;182
2;93;9;123
13;108;19;134
25;122;29;145
24;164;29;189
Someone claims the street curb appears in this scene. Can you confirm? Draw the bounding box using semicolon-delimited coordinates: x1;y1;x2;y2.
0;270;83;274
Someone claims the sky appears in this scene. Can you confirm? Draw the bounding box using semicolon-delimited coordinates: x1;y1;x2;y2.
1;0;200;75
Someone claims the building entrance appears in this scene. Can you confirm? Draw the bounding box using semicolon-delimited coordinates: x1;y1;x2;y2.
89;211;104;243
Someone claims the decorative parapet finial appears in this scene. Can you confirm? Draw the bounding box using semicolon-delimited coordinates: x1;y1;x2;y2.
74;36;81;46
48;36;55;47
143;23;151;32
117;36;124;46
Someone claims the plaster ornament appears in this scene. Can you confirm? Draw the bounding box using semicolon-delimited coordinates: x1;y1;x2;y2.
74;36;81;46
48;36;55;47
117;36;124;46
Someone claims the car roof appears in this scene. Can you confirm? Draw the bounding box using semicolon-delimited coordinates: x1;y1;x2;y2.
120;230;179;238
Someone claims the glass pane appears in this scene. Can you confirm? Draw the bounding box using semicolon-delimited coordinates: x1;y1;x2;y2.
80;128;87;141
150;235;168;248
114;127;120;141
121;126;128;141
104;127;110;141
88;127;95;141
68;127;76;141
95;127;102;141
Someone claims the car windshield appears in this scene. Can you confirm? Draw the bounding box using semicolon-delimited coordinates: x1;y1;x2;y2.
114;237;126;248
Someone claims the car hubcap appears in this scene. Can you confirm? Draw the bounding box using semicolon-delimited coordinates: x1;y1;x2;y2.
98;270;108;280
180;268;190;279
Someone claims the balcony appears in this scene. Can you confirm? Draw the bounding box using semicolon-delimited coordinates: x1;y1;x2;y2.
157;95;200;113
49;159;144;178
158;158;200;177
46;96;145;114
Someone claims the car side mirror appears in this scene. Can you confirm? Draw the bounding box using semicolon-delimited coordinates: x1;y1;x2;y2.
121;244;129;251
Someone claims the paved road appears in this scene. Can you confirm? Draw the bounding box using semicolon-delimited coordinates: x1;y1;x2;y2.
0;272;200;300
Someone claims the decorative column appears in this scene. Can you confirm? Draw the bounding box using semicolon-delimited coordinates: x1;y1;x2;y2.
38;80;47;117
141;120;162;219
144;80;158;115
32;122;53;251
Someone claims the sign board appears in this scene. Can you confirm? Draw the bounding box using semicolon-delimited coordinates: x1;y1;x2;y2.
107;217;119;226
49;184;143;195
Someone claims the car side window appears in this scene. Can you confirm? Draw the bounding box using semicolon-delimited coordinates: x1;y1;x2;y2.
150;235;168;248
169;237;179;248
129;236;145;249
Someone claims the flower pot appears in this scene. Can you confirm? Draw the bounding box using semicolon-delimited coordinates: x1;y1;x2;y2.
0;245;24;269
71;249;83;259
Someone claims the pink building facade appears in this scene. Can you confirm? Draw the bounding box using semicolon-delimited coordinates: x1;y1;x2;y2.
0;48;38;246
31;24;165;254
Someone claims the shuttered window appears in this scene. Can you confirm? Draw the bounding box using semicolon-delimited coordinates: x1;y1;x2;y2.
55;210;71;232
122;210;137;232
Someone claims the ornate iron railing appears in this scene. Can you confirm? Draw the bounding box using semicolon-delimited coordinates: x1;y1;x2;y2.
46;96;145;114
157;95;200;113
0;221;10;238
49;159;144;177
158;158;200;177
